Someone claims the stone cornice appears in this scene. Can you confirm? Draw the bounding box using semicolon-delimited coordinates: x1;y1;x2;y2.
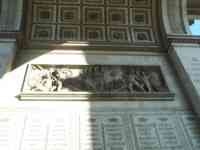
0;32;19;39
168;35;200;44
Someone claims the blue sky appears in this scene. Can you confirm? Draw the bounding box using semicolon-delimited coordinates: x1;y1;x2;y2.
190;20;200;35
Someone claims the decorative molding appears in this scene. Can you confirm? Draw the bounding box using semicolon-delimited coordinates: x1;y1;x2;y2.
19;64;174;100
0;32;19;39
168;35;200;44
188;15;200;20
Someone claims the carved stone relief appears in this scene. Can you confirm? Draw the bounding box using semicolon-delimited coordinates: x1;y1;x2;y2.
20;64;174;100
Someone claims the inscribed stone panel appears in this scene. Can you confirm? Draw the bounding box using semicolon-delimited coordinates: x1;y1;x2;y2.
180;114;200;149
1;110;200;150
80;114;129;150
20;114;73;150
131;113;187;150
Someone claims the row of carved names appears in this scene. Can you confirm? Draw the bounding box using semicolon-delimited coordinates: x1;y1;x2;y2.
0;112;200;150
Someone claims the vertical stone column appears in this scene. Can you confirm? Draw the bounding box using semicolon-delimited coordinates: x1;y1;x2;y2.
161;0;200;115
0;39;17;78
0;0;23;78
0;0;23;31
169;43;200;115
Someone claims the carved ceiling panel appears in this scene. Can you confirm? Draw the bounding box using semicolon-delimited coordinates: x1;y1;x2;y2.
26;0;159;48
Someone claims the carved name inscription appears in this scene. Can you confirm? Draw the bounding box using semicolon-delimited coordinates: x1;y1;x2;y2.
20;115;72;150
132;114;184;150
0;117;11;149
190;57;200;91
20;64;174;100
0;114;25;150
0;116;17;150
181;114;200;149
1;111;200;150
80;114;128;150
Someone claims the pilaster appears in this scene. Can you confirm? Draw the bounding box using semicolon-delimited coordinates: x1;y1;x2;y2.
0;39;17;77
169;42;200;116
0;0;24;78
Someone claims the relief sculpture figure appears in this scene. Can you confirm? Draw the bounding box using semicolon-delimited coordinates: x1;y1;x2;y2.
26;65;168;93
28;66;63;92
128;69;146;92
148;72;167;92
103;67;126;92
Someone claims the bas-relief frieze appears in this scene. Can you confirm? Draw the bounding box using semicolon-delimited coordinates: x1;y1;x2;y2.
19;64;174;100
26;65;168;93
1;110;200;150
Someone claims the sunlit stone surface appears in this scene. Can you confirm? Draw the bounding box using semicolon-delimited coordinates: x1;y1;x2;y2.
0;0;200;149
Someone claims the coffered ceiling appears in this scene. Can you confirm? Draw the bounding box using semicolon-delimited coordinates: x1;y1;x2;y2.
25;0;160;50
